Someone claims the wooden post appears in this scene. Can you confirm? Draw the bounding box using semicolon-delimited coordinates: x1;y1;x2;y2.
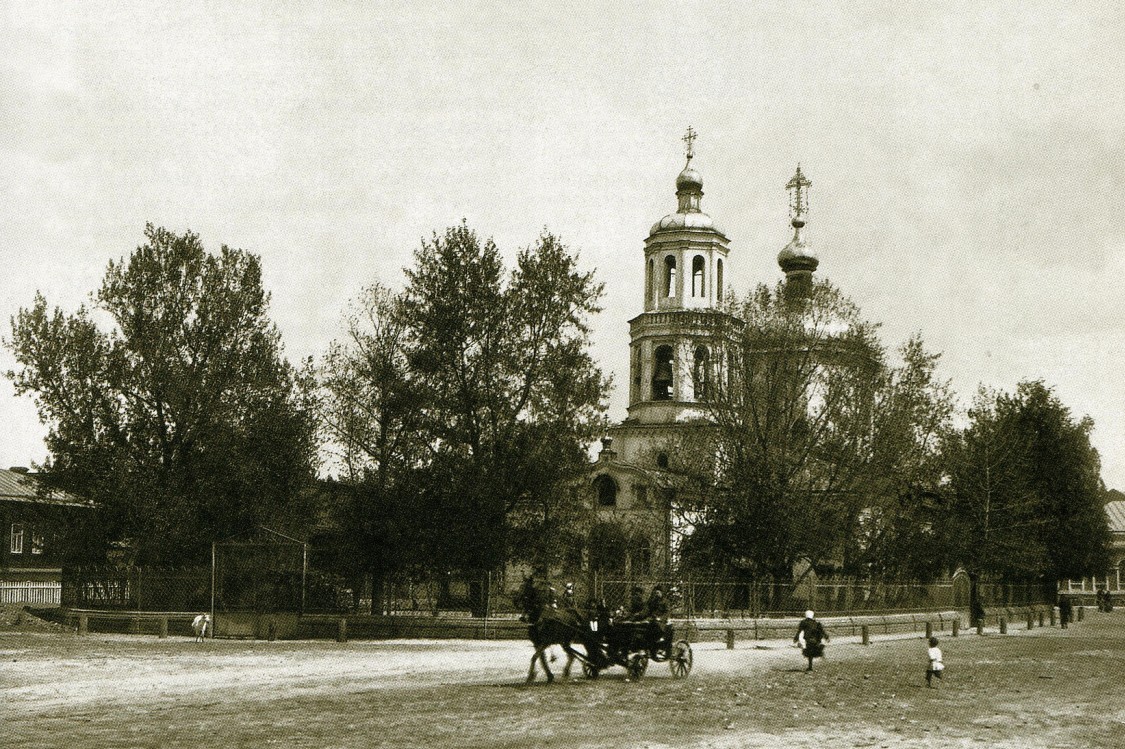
999;617;1007;634
1077;605;1085;622
159;617;168;638
78;613;88;635
861;625;870;646
337;617;348;643
925;621;933;639
725;629;735;649
976;619;983;636
952;617;959;637
1049;608;1056;626
268;619;277;641
1038;611;1045;628
1027;612;1035;630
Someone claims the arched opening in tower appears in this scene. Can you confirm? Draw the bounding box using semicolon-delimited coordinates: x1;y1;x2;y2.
716;258;724;301
692;255;705;297
652;345;674;400
663;256;677;297
693;345;710;399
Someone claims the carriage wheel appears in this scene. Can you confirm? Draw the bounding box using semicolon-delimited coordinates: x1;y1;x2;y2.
669;640;693;678
582;660;600;680
627;652;649;681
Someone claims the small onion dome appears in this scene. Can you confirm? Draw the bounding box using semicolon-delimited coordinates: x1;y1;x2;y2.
676;164;703;191
778;231;819;273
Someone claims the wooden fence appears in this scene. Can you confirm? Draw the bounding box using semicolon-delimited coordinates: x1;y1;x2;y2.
0;580;62;605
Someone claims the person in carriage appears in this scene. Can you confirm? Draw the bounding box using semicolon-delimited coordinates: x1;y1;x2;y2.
645;584;673;652
626;585;647;621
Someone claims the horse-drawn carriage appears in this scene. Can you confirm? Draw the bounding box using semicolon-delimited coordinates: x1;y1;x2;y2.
517;580;693;682
574;617;693;681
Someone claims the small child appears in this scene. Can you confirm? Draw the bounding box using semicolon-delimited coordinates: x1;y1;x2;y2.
925;636;944;687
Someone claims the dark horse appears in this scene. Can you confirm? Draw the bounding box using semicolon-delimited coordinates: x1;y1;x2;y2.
514;576;588;683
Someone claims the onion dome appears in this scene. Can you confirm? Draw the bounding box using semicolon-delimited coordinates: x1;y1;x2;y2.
778;165;819;275
650;127;723;237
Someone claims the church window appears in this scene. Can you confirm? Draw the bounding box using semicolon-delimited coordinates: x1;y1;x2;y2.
693;346;711;399
716;259;724;301
656;452;669;469
634;484;649;507
664;256;676;297
652;345;674;400
646;259;653;303
594;475;618;507
692;255;705;297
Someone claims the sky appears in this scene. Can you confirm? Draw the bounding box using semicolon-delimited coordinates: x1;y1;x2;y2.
2;1;1124;487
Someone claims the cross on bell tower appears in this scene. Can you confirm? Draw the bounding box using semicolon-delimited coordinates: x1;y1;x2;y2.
682;126;697;161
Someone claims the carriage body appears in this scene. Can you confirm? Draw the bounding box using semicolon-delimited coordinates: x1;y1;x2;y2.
579;617;692;680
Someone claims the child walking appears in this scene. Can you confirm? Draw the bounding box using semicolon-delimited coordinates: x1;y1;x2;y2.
925;637;944;687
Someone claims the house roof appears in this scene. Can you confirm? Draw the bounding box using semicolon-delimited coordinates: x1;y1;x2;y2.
0;468;93;507
1106;501;1125;534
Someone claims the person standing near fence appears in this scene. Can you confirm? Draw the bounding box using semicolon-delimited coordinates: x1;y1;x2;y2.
794;610;829;672
1057;593;1072;629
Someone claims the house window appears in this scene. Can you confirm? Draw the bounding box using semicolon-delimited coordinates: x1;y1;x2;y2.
594;475;618;507
692;255;705;297
31;531;44;555
664;256;677;297
10;523;24;554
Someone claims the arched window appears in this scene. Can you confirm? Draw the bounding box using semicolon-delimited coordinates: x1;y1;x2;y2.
656;452;669;469
594;475;618;507
652;345;674;400
664;256;676;297
692;255;705;297
646;258;653;304
693;346;710;399
716;259;724;301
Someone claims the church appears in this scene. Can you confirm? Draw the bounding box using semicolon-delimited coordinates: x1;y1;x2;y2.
581;129;819;583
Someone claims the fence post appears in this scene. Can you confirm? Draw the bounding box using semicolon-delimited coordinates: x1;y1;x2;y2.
337;617;348;643
1077;605;1085;622
1027;612;1035;630
78;613;88;635
999;617;1007;634
952;617;959;637
159;617;168;638
1049;608;1056;627
925;621;933;639
861;625;870;646
1038;611;1045;628
726;629;735;649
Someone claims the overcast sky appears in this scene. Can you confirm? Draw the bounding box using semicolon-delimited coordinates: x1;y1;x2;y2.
2;2;1123;487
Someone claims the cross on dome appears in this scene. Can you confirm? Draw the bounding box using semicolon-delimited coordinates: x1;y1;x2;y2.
682;126;697;161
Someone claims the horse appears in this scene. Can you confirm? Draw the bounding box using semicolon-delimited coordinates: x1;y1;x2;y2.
514;576;592;683
192;613;211;642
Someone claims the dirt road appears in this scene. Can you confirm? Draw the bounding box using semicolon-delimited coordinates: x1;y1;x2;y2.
3;612;1123;748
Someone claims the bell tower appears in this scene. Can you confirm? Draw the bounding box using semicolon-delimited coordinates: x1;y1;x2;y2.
623;128;733;430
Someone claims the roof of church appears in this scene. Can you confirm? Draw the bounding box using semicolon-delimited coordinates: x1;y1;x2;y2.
1106;501;1125;534
0;468;93;507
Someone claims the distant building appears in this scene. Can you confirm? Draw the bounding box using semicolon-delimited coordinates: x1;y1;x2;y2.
1061;499;1125;596
0;466;95;604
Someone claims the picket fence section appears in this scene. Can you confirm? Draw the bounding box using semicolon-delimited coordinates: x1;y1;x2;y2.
0;581;62;605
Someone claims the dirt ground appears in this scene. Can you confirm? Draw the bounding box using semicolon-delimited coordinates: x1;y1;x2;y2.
3;610;1124;749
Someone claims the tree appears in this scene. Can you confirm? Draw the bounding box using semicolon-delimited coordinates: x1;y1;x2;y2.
319;224;609;611
678;279;954;586
942;381;1111;593
6;224;318;564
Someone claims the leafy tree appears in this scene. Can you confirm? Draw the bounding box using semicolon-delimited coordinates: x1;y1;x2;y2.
942;381;1111;595
678;279;954;586
320;224;609;611
6;224;318;564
